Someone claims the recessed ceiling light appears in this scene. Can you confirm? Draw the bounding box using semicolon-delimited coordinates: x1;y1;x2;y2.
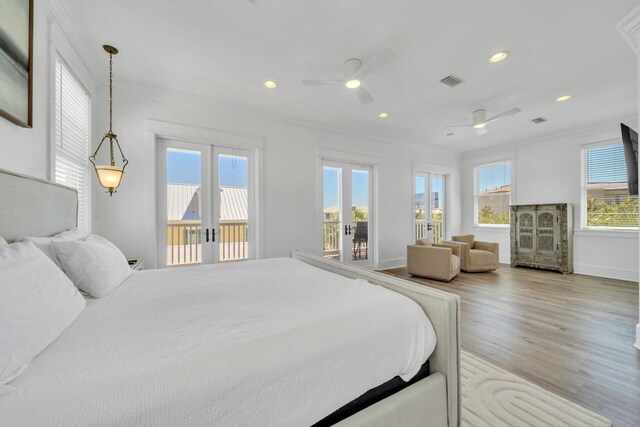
446;132;455;136
473;123;486;129
488;51;509;63
556;95;571;102
378;112;389;119
345;79;361;89
264;80;277;89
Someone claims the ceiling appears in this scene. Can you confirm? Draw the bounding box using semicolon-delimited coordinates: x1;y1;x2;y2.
64;0;639;153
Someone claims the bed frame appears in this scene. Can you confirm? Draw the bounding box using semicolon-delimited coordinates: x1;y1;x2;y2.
0;168;460;426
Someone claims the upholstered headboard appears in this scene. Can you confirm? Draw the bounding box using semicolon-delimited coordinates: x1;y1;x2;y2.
0;168;78;242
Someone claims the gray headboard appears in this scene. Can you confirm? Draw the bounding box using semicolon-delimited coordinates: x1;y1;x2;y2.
0;168;78;242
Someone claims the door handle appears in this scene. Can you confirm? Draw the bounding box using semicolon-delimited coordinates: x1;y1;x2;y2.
427;223;433;231
212;228;216;243
205;228;210;243
345;225;348;236
349;225;352;235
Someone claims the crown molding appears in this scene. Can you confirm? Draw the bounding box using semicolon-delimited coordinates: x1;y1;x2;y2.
40;0;102;81
616;5;640;55
112;79;461;159
461;116;638;159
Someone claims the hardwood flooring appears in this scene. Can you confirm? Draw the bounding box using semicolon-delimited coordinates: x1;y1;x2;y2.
380;265;640;427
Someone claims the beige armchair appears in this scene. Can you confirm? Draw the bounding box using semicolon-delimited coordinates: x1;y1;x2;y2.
447;235;499;272
407;239;461;281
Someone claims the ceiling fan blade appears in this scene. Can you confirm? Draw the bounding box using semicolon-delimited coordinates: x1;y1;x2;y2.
485;107;522;124
444;124;474;129
354;48;396;79
355;86;374;105
476;127;488;135
302;79;344;86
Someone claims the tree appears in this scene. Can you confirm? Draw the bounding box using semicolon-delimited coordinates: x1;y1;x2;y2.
478;205;509;225
587;195;638;227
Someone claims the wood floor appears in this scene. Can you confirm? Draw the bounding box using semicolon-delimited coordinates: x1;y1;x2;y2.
381;264;640;427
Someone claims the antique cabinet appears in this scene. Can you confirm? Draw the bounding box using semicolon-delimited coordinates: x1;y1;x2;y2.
510;203;573;274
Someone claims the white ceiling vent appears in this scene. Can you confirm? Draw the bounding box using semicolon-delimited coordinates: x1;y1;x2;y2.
531;117;547;124
440;75;464;87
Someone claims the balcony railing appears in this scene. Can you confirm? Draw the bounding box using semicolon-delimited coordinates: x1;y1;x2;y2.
323;220;368;261
415;219;443;243
167;221;247;266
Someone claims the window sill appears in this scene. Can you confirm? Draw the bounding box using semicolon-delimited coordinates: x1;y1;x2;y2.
574;228;639;239
471;225;510;232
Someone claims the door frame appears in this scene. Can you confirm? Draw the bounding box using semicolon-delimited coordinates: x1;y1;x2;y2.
412;163;454;244
146;120;264;269
317;148;379;268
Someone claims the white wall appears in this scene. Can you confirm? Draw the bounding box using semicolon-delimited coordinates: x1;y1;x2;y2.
91;85;462;268
461;121;639;281
0;3;97;180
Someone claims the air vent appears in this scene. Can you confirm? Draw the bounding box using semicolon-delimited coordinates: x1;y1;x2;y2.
531;117;547;124
440;75;464;87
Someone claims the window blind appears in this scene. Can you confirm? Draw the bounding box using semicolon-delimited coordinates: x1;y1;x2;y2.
476;161;511;225
54;58;91;232
477;161;511;192
585;144;637;228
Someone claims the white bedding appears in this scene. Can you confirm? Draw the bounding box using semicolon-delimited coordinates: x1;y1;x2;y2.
0;258;436;426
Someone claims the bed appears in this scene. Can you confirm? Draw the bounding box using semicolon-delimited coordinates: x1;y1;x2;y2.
0;168;460;426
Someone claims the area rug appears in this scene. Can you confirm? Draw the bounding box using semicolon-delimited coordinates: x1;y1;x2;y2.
461;351;611;427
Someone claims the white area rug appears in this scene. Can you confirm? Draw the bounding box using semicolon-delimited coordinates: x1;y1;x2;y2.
461;351;611;427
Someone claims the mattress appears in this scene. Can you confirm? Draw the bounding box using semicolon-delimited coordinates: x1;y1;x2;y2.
0;258;437;426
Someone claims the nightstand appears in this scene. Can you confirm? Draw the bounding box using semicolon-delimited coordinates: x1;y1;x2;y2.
127;258;144;271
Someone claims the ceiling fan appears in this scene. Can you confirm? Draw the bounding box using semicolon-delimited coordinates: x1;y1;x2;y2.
302;48;396;105
446;108;522;135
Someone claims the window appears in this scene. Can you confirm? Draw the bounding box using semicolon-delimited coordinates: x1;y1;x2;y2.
583;143;638;228
53;57;91;232
475;160;511;225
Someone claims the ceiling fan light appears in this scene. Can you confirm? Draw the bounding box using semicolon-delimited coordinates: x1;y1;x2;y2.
473;123;486;129
345;79;361;89
264;80;277;89
489;51;509;63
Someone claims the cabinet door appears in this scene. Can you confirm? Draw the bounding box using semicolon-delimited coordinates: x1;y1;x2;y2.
535;207;559;258
515;210;536;257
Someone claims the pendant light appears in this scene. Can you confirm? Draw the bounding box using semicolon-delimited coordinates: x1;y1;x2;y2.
90;45;128;196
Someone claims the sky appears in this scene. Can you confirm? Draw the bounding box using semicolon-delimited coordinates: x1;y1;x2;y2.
167;150;247;187
323;167;369;209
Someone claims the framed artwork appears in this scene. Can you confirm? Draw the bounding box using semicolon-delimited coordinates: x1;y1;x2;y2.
0;0;33;128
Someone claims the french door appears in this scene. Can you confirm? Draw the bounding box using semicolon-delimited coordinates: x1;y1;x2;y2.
414;173;446;243
157;139;255;267
321;160;374;267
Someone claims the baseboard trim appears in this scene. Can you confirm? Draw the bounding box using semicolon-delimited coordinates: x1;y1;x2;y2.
635;324;640;351
574;263;639;282
379;258;406;269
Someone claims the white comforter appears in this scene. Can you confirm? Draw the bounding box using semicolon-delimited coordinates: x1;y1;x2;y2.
0;258;436;426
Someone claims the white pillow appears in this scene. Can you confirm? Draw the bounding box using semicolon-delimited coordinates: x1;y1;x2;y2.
0;237;7;248
52;235;132;298
17;229;88;270
0;241;85;385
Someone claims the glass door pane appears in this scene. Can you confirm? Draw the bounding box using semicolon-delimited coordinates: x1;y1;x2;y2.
323;166;342;261
166;147;204;267
415;175;428;241
217;153;249;262
430;174;445;243
351;169;369;262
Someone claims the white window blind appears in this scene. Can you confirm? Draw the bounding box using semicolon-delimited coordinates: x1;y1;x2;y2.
54;57;91;232
476;161;511;225
584;144;638;228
